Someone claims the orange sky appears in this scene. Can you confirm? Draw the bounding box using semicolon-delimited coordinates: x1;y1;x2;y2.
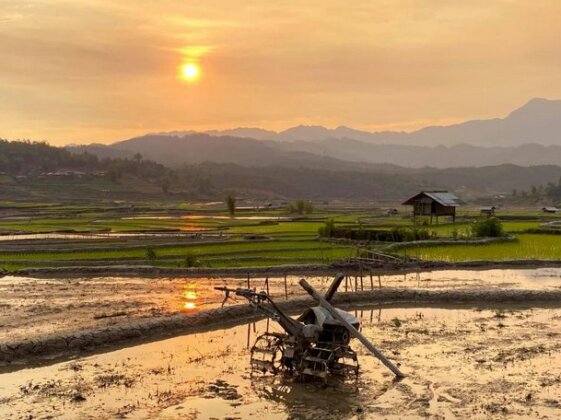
1;1;561;145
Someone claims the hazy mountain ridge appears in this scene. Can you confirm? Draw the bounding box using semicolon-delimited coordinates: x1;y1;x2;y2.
276;140;561;168
108;134;383;170
64;97;561;169
69;134;561;169
6;138;561;200
146;97;561;147
177;162;561;200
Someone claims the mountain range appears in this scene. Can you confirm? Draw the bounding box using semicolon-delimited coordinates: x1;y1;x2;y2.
151;97;561;146
67;98;561;169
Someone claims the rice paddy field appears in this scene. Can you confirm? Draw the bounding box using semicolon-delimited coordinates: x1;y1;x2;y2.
400;234;561;262
1;200;561;271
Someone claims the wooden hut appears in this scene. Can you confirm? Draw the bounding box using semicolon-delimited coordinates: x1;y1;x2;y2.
402;191;463;223
385;208;398;216
542;207;558;214
480;206;496;217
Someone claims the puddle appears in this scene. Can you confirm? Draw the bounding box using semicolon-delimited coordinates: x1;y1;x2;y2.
379;267;561;290
0;231;217;242
1;306;560;418
2;268;561;343
122;215;290;221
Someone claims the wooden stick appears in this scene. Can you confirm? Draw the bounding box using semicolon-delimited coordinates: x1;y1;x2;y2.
323;273;345;302
299;279;405;378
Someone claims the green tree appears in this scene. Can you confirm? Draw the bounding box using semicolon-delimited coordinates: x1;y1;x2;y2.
225;195;236;216
287;200;313;215
318;218;335;237
161;178;170;194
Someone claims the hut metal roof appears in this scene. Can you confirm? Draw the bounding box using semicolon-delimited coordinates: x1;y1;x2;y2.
403;191;463;207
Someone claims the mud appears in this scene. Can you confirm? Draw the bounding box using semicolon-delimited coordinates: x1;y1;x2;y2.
8;259;561;279
2;267;561;369
9;263;331;278
1;306;560;419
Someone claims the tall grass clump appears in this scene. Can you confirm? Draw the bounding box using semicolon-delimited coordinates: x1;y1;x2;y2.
471;217;504;237
318;219;335;237
145;247;157;261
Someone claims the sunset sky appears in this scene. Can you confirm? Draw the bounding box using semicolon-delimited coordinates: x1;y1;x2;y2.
2;1;561;145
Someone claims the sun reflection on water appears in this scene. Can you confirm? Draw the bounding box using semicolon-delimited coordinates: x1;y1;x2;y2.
183;301;196;310
184;291;197;300
182;283;198;311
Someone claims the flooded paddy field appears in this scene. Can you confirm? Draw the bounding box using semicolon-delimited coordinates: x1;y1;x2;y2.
2;268;561;343
1;305;560;419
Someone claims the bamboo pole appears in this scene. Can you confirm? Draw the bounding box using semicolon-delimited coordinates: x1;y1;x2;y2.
265;277;270;331
299;279;405;378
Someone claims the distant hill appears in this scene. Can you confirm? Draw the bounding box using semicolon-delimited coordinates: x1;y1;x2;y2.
65;97;561;169
0;139;173;200
104;133;399;170
154;97;561;147
5;139;561;201
177;162;561;200
70;133;561;169
276;140;561;168
66;143;134;160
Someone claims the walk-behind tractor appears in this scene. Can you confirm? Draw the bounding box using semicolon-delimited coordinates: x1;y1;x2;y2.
215;274;404;381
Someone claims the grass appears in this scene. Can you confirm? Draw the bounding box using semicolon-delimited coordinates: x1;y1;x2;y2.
400;234;561;261
2;201;561;270
0;247;352;271
0;240;344;261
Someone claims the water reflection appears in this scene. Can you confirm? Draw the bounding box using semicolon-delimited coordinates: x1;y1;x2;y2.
250;375;366;420
3;304;561;419
182;283;198;311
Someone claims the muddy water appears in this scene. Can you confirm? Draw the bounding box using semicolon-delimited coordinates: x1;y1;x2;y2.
1;306;560;419
375;267;561;290
0;275;337;342
0;231;211;241
122;215;290;221
2;268;561;343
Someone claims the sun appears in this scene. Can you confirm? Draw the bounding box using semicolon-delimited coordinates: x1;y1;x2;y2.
180;63;200;82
